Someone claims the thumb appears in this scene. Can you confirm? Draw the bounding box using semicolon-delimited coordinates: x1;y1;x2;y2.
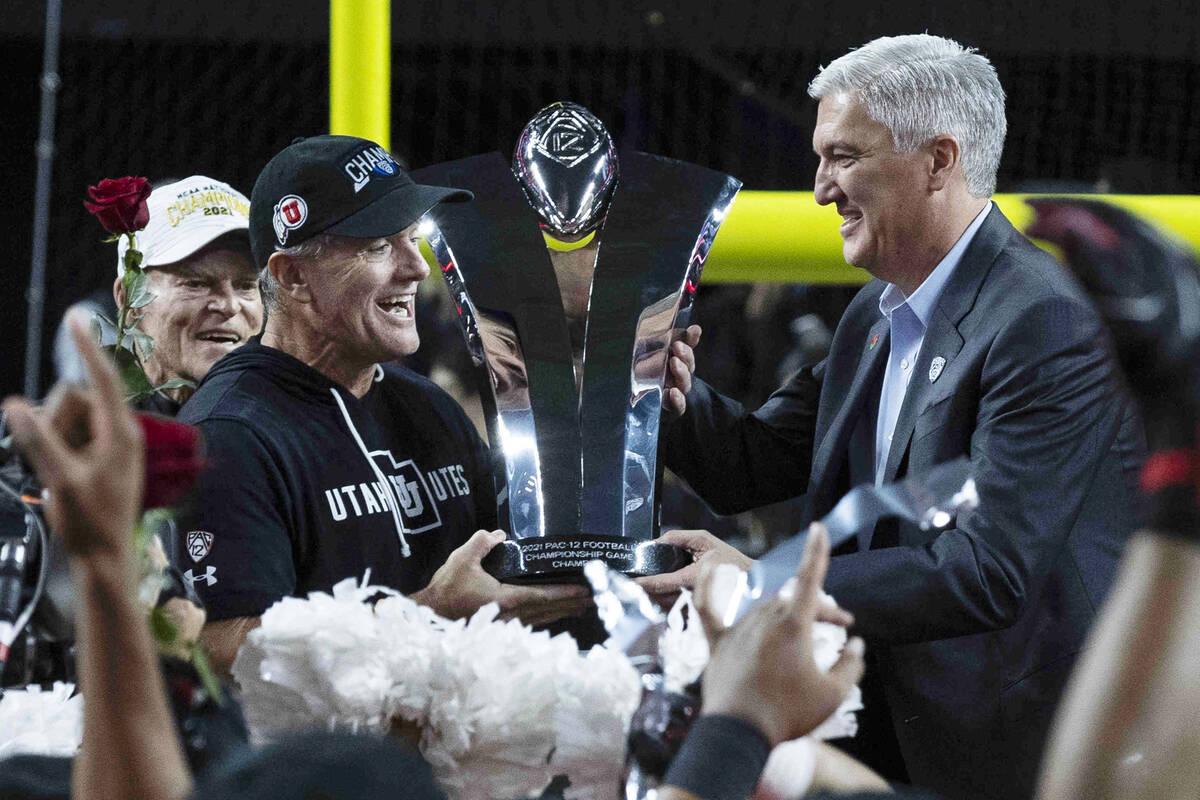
4;398;70;489
826;636;866;691
656;529;712;551
664;387;686;417
454;529;506;565
634;563;696;595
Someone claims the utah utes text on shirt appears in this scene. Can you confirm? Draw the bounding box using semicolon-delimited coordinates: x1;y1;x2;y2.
322;449;471;534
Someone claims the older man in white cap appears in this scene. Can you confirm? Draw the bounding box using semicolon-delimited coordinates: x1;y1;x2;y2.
110;175;263;414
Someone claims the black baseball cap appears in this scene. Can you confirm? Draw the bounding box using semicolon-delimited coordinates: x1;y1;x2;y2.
249;134;472;269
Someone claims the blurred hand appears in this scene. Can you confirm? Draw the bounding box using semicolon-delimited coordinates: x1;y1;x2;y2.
634;529;753;607
663;325;701;419
413;529;592;626
689;524;854;643
3;316;144;564
694;525;864;747
1028;198;1200;448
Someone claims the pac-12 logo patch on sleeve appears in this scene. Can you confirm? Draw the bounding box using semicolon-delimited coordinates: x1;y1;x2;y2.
187;530;214;562
272;194;308;244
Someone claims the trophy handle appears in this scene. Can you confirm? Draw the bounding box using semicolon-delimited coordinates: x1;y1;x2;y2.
415;154;583;542
580;152;742;541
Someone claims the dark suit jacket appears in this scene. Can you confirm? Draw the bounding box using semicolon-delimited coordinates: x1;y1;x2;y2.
664;208;1145;800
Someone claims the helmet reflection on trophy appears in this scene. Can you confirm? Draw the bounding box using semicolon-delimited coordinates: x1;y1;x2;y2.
512;101;619;242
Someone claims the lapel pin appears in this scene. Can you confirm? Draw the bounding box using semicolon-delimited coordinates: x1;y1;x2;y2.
929;356;946;383
868;333;880;350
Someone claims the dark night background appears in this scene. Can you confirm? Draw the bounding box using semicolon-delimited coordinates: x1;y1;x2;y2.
1;0;1197;399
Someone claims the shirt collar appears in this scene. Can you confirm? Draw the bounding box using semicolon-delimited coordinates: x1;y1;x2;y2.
878;201;993;327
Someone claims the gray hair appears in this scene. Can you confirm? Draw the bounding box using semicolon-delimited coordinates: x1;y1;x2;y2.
258;234;337;313
807;34;1006;197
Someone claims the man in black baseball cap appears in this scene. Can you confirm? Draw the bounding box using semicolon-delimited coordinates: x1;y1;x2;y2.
171;135;590;674
248;135;469;264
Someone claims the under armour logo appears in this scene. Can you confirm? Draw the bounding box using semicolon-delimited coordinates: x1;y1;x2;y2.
184;566;218;588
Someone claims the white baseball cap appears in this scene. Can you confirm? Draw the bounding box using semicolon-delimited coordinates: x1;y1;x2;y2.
116;175;251;276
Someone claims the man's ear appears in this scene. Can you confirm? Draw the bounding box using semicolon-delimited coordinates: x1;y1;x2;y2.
267;251;314;304
928;134;962;192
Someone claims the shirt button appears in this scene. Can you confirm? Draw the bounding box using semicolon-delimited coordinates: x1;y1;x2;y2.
901;358;910;370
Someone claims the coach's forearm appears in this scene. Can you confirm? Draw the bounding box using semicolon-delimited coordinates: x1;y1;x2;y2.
200;615;262;678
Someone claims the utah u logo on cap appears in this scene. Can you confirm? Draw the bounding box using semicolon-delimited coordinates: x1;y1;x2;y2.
272;194;308;244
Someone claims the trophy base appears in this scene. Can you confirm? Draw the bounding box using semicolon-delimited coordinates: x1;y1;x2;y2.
482;536;692;585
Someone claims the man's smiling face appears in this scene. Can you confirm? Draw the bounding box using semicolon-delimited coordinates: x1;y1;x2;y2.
303;223;431;366
136;241;263;388
812;92;935;284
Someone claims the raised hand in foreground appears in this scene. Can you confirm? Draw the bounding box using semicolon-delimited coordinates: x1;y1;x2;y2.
696;523;864;747
658;524;867;800
3;315;191;800
5;324;144;562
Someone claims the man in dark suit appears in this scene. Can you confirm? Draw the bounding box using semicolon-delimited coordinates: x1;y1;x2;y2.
654;34;1144;800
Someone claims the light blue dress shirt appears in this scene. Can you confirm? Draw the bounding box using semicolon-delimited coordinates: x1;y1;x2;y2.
874;202;993;483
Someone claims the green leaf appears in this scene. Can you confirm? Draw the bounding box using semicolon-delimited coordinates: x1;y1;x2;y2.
122;267;148;306
188;644;225;705
101;233;120;244
155;377;196;391
136;508;175;554
149;606;179;647
109;345;154;398
92;310;116;328
128;288;156;309
125;327;155;358
124;247;144;272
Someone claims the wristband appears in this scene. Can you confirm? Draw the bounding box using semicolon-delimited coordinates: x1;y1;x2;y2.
663;714;771;800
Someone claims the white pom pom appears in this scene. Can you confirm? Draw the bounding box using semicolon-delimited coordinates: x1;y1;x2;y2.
0;682;83;758
235;577;642;799
661;589;709;692
653;574;863;742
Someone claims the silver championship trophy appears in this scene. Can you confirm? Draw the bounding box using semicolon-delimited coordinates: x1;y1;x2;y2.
413;102;741;583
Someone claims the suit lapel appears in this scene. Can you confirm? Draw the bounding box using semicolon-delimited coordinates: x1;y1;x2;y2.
881;203;1014;484
810;314;890;513
881;307;964;483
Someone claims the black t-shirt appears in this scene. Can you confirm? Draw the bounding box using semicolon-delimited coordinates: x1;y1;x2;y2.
170;338;495;621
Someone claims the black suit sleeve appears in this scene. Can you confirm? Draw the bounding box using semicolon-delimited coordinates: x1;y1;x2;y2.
663;364;823;515
825;293;1135;644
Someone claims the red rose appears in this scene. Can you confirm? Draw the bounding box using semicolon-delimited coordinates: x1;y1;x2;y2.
134;413;208;509
84;176;152;235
